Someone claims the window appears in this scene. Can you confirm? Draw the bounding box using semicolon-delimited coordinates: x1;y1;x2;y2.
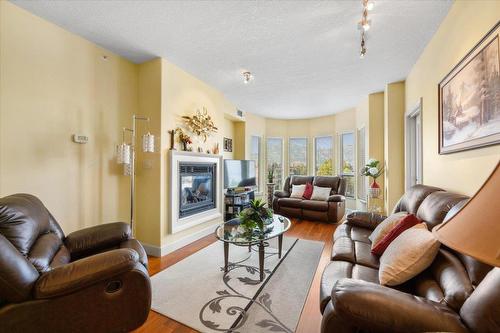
314;136;334;176
266;138;283;190
250;136;261;191
289;138;308;176
357;128;366;201
406;99;423;189
340;132;355;198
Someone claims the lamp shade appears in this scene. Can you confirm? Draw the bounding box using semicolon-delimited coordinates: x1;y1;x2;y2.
433;162;500;267
142;132;155;153
116;143;131;164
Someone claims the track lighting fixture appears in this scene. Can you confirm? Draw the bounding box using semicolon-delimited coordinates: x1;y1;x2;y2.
242;71;253;84
358;0;374;58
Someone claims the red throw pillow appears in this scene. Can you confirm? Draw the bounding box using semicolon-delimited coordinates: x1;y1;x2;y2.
302;182;313;200
371;214;421;256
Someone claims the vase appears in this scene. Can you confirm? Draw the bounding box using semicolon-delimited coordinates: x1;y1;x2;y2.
368;179;381;199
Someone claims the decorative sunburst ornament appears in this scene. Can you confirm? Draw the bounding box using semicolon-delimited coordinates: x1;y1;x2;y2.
182;107;218;142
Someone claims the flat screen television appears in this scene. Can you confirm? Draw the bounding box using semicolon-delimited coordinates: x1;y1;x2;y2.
224;159;256;189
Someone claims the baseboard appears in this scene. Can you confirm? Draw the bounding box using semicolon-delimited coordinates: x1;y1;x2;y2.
140;224;216;257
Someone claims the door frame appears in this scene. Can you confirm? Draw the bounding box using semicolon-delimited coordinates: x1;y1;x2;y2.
405;98;423;190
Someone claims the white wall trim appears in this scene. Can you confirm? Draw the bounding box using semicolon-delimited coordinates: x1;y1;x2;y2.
140;224;216;257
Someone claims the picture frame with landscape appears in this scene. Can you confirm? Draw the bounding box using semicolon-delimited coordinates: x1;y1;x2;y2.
438;21;500;154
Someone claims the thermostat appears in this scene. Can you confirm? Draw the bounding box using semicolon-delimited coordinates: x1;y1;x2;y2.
73;134;89;144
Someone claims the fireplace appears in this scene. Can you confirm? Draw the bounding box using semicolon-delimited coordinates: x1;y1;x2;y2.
179;162;216;218
170;151;222;234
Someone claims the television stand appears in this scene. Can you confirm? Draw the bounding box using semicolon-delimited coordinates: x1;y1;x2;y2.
224;189;255;221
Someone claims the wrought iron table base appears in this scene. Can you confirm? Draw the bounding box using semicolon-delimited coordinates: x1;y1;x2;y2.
223;234;284;282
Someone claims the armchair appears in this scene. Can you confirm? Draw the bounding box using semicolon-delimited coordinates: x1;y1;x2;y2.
0;194;151;333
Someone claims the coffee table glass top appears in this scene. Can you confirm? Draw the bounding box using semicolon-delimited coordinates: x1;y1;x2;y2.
215;214;291;244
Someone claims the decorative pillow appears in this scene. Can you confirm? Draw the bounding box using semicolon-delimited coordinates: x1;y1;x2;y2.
302;182;313;200
290;184;306;198
379;223;440;286
310;186;331;201
369;211;408;246
371;214;420;256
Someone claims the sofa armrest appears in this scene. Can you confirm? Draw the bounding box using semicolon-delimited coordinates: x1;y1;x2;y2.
330;279;468;333
327;194;345;202
274;191;290;199
345;211;386;230
34;248;139;299
65;222;131;258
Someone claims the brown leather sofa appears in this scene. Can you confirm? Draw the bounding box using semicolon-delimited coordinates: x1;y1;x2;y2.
0;194;151;333
273;176;346;223
320;185;499;333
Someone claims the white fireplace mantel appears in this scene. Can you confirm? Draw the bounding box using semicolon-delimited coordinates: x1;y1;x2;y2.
169;151;223;234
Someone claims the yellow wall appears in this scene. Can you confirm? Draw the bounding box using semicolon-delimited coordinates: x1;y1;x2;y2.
135;59;162;246
161;58;237;245
384;82;405;213
0;2;137;233
405;0;500;195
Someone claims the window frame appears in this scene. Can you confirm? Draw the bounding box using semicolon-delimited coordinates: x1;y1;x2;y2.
314;135;334;176
340;131;356;199
288;137;308;177
266;137;284;190
356;127;367;202
250;135;262;192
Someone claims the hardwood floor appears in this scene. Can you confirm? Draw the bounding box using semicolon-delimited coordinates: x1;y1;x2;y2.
134;219;336;333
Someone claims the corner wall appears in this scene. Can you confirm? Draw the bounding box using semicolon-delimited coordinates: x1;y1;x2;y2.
0;1;137;233
405;0;500;195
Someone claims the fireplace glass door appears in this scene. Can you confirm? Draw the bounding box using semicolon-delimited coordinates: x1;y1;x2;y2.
179;162;216;218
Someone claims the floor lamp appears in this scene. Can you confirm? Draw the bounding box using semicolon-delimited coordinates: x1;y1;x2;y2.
116;114;155;237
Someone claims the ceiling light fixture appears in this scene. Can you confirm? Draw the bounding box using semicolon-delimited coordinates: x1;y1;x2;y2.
358;0;374;58
242;71;253;84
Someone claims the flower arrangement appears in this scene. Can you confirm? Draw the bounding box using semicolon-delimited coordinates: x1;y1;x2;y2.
238;199;273;235
361;158;384;198
182;107;218;142
175;127;192;151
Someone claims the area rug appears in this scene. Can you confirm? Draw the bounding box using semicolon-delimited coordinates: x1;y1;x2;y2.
151;237;323;332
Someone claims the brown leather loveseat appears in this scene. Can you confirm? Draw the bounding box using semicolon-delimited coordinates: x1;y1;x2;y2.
320;185;499;333
273;176;346;223
0;194;151;333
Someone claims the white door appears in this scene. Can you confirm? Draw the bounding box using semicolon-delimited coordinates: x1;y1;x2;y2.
406;99;423;188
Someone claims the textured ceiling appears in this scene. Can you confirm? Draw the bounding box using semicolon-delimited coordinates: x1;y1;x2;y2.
12;0;452;119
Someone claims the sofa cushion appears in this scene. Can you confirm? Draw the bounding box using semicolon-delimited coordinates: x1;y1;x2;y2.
277;198;304;208
320;261;379;313
369;211;408;246
302;182;313;199
332;236;379;269
290;176;314;189
334;224;371;244
300;200;329;212
371;214;420;256
310;186;331;201
379;223;440;286
290;184;306;198
313;176;340;194
392;184;443;215
416;191;469;229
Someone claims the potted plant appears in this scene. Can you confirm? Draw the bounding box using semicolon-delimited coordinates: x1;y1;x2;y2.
238;199;273;235
361;158;384;198
267;163;276;184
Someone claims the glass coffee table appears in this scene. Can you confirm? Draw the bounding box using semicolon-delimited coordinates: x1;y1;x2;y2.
215;214;291;281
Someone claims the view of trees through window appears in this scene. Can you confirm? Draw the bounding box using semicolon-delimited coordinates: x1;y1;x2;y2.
266;138;283;190
315;136;333;176
250;136;261;191
289;138;308;176
341;132;355;198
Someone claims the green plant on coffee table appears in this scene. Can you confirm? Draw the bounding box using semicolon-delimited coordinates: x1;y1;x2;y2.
238;199;273;236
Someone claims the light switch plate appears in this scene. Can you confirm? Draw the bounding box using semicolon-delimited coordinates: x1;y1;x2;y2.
73;134;89;144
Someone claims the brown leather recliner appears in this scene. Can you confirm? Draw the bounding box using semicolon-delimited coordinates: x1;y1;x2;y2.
320;185;499;333
273;176;346;223
0;194;151;333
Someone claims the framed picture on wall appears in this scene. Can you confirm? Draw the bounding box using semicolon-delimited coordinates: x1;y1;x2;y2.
438;21;500;154
223;137;233;152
